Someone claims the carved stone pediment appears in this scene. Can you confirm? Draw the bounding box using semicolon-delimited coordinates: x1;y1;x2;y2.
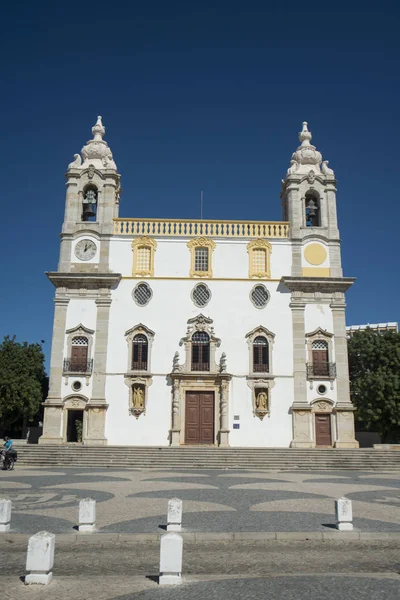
65;323;95;336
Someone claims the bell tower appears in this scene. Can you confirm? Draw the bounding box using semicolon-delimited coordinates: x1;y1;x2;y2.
58;116;121;272
281;122;358;449
40;117;122;446
281;122;342;278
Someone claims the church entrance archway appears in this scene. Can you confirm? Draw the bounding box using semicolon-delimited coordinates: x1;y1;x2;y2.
185;391;214;444
315;413;332;446
66;409;84;442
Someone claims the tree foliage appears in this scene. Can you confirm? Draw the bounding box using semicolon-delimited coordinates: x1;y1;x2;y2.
348;330;400;441
0;336;47;434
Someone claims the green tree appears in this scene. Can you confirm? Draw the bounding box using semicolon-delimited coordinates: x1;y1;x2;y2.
348;330;400;442
0;336;47;436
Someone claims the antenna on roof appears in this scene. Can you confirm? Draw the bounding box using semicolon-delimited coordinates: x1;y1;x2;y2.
200;190;204;220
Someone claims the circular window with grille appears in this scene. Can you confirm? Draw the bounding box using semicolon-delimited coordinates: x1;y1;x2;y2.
250;284;269;309
72;381;82;392
191;283;211;308
317;384;327;395
133;282;153;306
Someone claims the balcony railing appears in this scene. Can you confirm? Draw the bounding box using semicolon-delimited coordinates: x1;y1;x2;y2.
114;218;289;239
306;363;336;379
63;359;93;374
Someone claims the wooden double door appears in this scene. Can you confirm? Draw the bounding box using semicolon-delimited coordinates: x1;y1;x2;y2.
315;413;332;446
185;392;215;444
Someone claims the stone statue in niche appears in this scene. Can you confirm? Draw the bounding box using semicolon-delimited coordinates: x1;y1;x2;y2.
256;391;268;411
132;386;145;409
254;388;269;420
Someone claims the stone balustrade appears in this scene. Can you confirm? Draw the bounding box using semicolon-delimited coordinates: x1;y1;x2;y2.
114;218;290;239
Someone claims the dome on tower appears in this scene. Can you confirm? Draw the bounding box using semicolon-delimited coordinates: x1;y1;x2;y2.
286;122;334;177
68;116;117;171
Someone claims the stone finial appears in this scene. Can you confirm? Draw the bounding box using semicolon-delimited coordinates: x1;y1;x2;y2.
173;351;180;372
220;352;227;373
159;532;183;585
0;499;11;532
92;116;105;141
25;531;55;585
299;121;312;146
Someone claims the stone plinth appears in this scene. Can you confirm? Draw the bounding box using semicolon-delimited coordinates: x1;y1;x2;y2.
25;531;55;585
335;497;353;531
159;532;183;585
79;498;96;533
0;499;11;533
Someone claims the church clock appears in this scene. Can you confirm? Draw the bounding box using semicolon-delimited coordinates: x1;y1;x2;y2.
74;239;97;261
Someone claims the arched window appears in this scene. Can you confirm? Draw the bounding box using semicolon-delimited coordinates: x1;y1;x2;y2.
82;186;98;222
132;334;148;371
71;336;89;372
191;332;210;371
311;340;329;376
305;193;320;227
253;336;269;372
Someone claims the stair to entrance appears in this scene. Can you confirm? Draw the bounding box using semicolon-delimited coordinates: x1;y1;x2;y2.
14;446;400;470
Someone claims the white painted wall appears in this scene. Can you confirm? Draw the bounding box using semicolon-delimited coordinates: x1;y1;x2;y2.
61;236;344;446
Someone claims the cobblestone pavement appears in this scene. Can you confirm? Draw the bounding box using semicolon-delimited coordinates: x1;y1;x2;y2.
1;467;400;534
1;541;400;599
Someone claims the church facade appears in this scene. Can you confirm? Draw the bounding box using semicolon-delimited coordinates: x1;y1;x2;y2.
40;117;358;448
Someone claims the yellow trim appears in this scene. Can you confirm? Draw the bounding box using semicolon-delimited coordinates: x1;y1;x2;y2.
131;236;157;277
114;218;289;239
247;239;272;279
187;237;216;278
304;243;327;266
302;267;331;277
121;276;282;282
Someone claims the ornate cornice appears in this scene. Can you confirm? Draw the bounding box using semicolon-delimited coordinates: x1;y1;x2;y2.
281;276;355;294
47;272;121;290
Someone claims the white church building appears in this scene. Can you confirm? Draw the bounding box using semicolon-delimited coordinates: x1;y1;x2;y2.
40;117;358;448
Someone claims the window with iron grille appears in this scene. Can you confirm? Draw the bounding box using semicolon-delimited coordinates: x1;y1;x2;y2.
252;248;267;273
191;283;211;307
132;334;148;370
133;282;152;306
253;336;269;372
250;285;269;308
194;247;209;272
311;340;329;376
136;246;151;272
191;332;210;371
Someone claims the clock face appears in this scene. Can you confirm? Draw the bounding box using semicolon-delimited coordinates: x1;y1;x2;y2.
74;239;97;261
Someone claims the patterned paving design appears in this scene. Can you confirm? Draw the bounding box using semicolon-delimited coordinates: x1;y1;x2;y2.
1;468;400;534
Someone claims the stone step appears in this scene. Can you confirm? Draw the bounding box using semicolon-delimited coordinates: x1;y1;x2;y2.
15;446;400;470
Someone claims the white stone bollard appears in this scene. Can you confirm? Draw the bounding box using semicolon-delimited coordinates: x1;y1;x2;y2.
78;498;96;533
159;532;183;585
25;531;55;585
167;497;182;532
0;499;11;533
335;497;353;531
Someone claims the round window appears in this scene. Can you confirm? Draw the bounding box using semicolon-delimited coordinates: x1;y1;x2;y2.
250;285;269;308
133;282;152;306
72;381;82;391
317;384;327;395
191;283;211;308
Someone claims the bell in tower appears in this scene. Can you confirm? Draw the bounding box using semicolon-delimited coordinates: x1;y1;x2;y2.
82;187;97;221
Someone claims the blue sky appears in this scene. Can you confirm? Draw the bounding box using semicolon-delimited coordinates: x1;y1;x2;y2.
1;1;399;370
